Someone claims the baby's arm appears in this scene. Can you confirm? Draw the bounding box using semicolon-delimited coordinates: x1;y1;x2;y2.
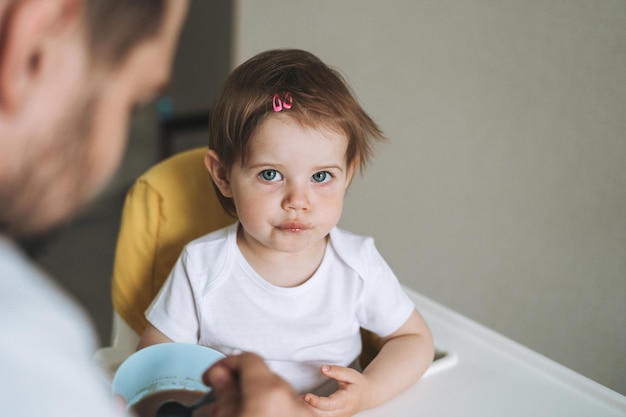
136;322;174;350
303;309;434;416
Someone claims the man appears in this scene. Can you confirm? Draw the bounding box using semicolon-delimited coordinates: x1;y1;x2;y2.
0;1;312;416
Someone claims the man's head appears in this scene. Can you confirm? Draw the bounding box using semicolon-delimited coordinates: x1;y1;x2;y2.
0;0;188;237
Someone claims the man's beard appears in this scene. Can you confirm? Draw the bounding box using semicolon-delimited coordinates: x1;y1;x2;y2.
0;92;98;238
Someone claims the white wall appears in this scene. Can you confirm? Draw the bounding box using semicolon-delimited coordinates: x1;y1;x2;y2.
233;0;626;394
169;1;232;113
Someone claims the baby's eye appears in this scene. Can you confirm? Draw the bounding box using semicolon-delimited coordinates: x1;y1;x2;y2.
259;169;282;182
311;171;332;184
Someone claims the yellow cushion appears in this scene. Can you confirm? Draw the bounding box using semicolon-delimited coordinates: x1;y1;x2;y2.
111;148;235;335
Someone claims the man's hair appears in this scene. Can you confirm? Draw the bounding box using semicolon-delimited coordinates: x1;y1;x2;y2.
209;48;386;216
85;0;166;67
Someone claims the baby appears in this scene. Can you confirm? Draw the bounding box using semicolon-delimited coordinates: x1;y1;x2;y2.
138;49;434;417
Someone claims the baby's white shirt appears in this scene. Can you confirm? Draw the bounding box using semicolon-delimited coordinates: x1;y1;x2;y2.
146;223;415;394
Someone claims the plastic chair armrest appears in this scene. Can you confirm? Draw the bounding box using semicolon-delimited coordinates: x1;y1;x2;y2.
93;311;140;379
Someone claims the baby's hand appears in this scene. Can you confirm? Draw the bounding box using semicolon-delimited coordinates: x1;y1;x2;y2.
302;365;370;417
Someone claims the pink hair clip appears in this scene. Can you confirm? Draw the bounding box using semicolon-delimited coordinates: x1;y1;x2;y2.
272;92;293;112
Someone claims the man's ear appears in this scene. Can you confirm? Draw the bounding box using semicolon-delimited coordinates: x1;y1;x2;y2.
0;0;82;113
205;150;233;198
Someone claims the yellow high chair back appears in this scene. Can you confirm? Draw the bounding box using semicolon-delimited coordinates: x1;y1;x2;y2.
111;147;234;336
95;148;234;374
95;147;381;376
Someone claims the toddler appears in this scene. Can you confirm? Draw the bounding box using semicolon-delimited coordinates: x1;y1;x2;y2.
138;49;434;417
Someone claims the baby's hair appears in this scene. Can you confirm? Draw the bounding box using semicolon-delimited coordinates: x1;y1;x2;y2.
208;48;385;216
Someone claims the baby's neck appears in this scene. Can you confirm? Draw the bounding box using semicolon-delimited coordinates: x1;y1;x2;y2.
237;234;328;288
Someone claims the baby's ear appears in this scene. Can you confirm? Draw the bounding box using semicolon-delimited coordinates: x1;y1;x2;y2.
345;160;359;188
205;150;233;197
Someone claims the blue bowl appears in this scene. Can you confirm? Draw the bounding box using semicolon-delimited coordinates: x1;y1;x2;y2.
111;343;225;407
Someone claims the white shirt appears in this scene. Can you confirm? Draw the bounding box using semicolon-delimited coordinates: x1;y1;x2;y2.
147;224;415;394
0;235;124;417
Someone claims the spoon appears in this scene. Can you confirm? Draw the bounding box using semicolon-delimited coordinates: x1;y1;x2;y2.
155;390;217;417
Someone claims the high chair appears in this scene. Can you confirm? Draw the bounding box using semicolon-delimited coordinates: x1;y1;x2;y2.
94;147;383;377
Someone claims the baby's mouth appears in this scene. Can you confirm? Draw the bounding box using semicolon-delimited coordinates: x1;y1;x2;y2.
278;221;309;232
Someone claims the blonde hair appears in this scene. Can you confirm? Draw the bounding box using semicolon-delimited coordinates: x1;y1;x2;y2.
209;49;386;216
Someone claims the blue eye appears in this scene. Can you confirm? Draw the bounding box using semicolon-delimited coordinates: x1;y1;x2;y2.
312;171;332;183
260;169;282;182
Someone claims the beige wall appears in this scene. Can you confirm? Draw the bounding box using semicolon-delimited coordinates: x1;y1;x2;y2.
233;0;626;393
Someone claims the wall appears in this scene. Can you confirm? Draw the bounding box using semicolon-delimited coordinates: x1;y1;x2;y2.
233;0;626;393
169;1;233;113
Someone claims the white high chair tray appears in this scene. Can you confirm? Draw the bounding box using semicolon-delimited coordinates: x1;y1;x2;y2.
358;286;626;416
